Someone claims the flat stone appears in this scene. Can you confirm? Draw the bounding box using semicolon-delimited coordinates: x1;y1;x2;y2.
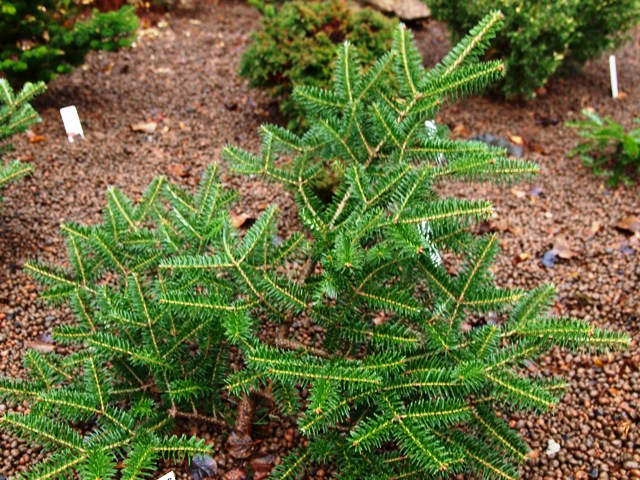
362;0;431;20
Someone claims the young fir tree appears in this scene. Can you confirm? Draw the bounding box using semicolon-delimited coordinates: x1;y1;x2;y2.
0;11;629;480
168;12;629;479
0;79;45;200
0;166;257;478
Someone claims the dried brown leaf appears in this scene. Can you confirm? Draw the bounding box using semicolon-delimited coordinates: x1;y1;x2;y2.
615;216;640;234
553;236;579;259
130;121;157;133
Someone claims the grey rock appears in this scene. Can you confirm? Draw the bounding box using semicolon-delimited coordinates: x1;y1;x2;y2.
361;0;431;20
472;133;524;158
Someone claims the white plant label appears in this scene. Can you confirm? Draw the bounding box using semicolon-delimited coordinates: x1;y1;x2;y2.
60;106;85;142
609;55;619;98
157;472;175;480
425;119;437;135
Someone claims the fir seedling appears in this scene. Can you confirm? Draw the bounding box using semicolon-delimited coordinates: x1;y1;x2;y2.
216;13;626;478
568;109;640;186
1;167;248;478
0;79;45;200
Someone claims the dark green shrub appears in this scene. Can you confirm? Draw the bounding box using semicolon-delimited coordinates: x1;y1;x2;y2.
0;13;629;480
424;0;640;98
0;1;139;86
239;0;396;130
568;109;640;186
0;79;45;199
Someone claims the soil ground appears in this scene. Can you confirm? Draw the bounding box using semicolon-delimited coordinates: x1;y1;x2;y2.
0;1;638;478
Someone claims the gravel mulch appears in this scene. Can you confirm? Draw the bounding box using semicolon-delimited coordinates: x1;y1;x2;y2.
0;1;638;478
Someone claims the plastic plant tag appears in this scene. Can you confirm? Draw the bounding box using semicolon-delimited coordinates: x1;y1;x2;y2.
609;55;618;98
425;119;445;165
425;119;437;137
157;472;175;480
60;106;85;142
417;221;443;266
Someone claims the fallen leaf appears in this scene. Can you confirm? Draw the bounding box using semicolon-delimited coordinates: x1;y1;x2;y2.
372;311;387;326
29;135;46;144
230;211;255;229
510;187;527;199
615;216;640;234
620;420;631;437
590;221;602;237
227;432;253;460
553;236;578;259
509;134;524;146
484;219;505;233
189;454;218;480
510;225;524;236
452;123;469;136
130;121;157;133
512;252;531;265
529;143;548;155
167;164;190;178
486;219;524;237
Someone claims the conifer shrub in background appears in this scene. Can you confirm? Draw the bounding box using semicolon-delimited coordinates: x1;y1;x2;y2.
0;0;139;86
239;0;396;130
424;0;640;98
568;110;640;186
0;12;630;480
0;79;45;200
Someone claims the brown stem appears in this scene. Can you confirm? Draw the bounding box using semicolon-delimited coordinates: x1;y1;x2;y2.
235;394;255;436
169;407;228;429
274;337;329;358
